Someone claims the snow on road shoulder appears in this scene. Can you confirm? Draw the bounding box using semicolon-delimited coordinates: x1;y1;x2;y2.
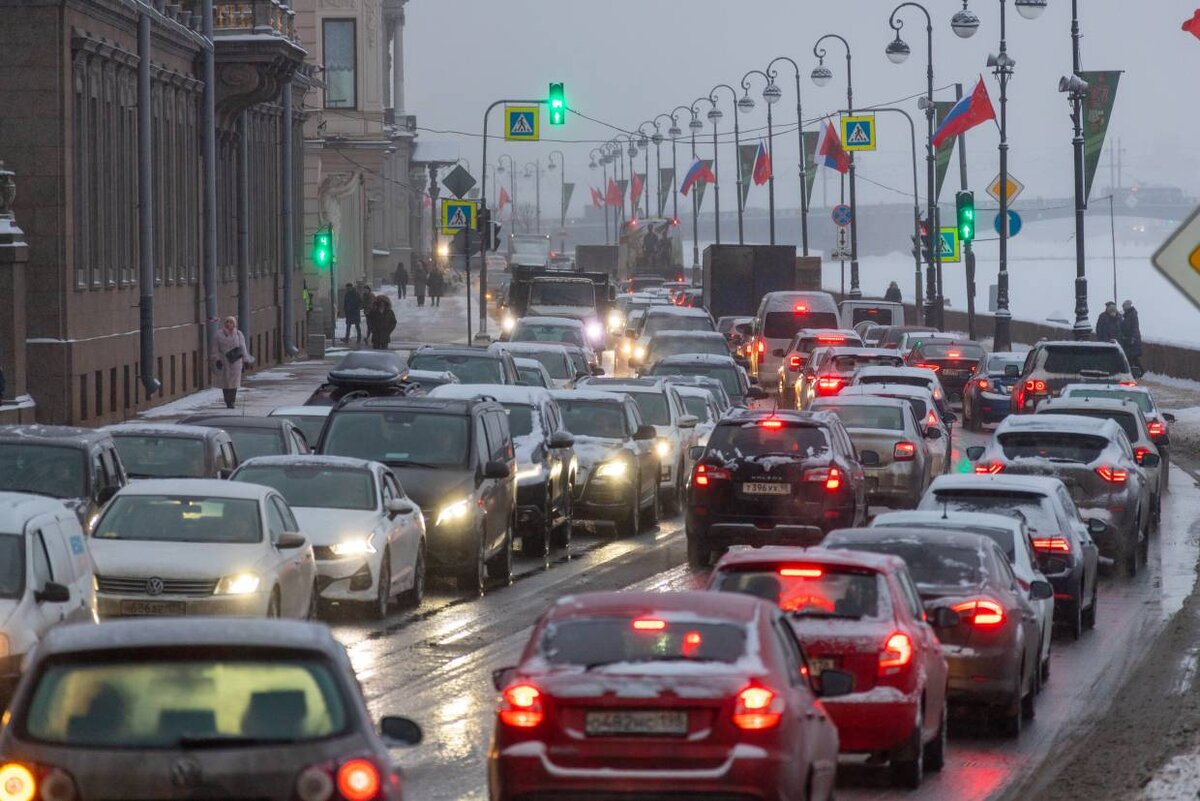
1141;754;1200;800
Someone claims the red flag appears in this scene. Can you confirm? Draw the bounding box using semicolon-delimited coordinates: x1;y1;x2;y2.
932;77;996;148
815;119;850;174
606;178;623;207
497;186;510;212
752;142;772;186
590;187;604;208
630;172;644;209
1185;9;1200;38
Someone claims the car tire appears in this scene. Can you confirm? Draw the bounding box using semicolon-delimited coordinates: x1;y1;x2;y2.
998;673;1023;739
889;705;924;789
368;554;391;621
1068;593;1084;641
551;488;572;550
458;533;486;596
641;482;661;532
266;589;281;619
486;518;514;586
400;543;426;608
686;530;709;569
524;493;552;561
661;465;684;517
1040;638;1052;685
1125;518;1140;577
1022;663;1037;720
923;698;947;772
305;581;319;621
615;479;640;538
1082;583;1098;630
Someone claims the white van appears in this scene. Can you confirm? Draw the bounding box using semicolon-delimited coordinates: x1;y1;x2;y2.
839;299;906;330
0;493;97;698
750;291;840;381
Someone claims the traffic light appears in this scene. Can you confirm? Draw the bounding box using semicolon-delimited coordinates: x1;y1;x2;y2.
548;82;566;126
312;226;333;271
956;190;976;243
477;208;502;252
917;218;931;260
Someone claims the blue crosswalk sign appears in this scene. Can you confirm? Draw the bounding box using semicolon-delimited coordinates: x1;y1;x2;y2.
505;106;540;141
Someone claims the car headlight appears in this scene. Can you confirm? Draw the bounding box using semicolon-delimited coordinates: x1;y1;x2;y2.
330;536;377;556
586;321;604;342
655;438;673;459
622;341;633;356
595;459;629;479
216;573;261;595
516;464;545;483
436;497;472;526
501;315;516;333
633;345;646;360
608;311;624;331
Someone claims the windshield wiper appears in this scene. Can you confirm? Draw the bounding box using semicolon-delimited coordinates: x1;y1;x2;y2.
386;459;442;469
177;734;300;749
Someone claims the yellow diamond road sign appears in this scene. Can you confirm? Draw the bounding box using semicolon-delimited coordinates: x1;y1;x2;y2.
441;199;477;235
1151;206;1200;312
840;115;876;152
504;106;539;142
987;173;1025;205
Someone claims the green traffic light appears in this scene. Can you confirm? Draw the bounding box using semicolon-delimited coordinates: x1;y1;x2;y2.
548;82;566;126
956;191;976;243
313;229;333;270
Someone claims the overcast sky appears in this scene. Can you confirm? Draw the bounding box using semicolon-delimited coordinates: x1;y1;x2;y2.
404;0;1197;214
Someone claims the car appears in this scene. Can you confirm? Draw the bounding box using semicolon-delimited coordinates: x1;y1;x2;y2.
558;343;601;378
575;377;699;514
892;331;950;358
508;316;594;353
407;345;522;386
104;422;237;480
317;396;517;595
642;330;730;370
488;590;845;801
748;291;840;382
917;474;1101;640
839;299;906;329
962;352;1026;430
0;425;127;530
856;320;887;346
657;373;734;413
875;326;941;351
850;365;951;417
673;385;723;445
0;493;96;702
905;339;988;402
773;328;864;405
709;547;947;787
90;479;316;619
685;410;868;568
230;455;426;619
512;357;554;389
871;509;1055;683
429;385;576;557
647;353;766;407
178;414;312;459
1060;382;1175;487
809;395;935;508
0;619;423;801
269;405;334;445
716;314;754;351
626;306;716;370
304;350;410;406
1011;340;1135;414
836;384;952;475
488;341;579;389
550;389;660;536
823;528;1046;737
403;368;461;393
624;274;667;293
793;346;904;410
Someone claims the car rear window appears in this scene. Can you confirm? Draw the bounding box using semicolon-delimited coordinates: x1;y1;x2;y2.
1038;409;1138;441
715;567;886;620
541;618;747;666
986;355;1025;374
818;404;905;431
643;315;714;336
858;375;931;390
850;306;898;325
1042;346;1128;376
998;432;1109;463
928;492;1059;535
832;540;985;591
914;343;986;360
763;311;840;340
1063;389;1153;413
876;521;1017;562
705;421;830;461
650;365;741;398
831;354;904;372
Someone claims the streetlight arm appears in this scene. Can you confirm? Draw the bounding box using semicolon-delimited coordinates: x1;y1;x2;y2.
766;55;800;83
741;68;770;93
889;1;932;32
813;33;850;62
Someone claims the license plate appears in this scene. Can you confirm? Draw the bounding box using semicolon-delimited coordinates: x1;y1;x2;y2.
942;369;967;377
742;482;791;496
121;600;185;616
809;658;838;675
585;710;689;737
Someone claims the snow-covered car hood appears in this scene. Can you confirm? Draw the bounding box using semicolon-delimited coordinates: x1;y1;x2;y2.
292;508;382;547
571;435;631;484
89;539;268;580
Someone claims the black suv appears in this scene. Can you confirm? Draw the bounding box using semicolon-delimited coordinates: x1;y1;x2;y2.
317;396;517;595
408;346;521;386
685;410;868;567
1012;340;1135;414
0;425;128;529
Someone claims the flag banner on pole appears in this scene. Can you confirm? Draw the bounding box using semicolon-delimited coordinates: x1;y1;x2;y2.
631;172;645;211
1080;70;1122;203
680;157;716;197
658;168;675;217
616;179;629;215
815;119;850;174
932;77;995;148
752;141;772;186
933;100;957;201
497;187;510;212
694;160;714;210
738;144;758;206
561;182;575;222
606;178;623;209
591;186;604;208
802;131;819;204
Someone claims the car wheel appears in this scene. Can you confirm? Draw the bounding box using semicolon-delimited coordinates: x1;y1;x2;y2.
923;697;947;772
615;479;640;538
1125;517;1140;577
400;543;426;608
641;481;661;531
1022;661;1037;720
551;487;572;550
686;529;709;569
525;492;552;561
486;517;514;586
998;672;1023;739
306;581;319;621
1082;582;1098;630
661;465;683;517
368;555;391;621
266;589;281;619
458;533;486;596
889;704;924;789
1068;593;1084;641
1040;637;1052;685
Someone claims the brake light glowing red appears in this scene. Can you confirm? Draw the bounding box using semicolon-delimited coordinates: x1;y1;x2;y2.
336;760;381;801
1134;447;1151;464
1119;380;1137;387
500;683;544;728
1095;465;1128;483
756;339;765;354
632;618;667;631
947;350;962;358
1025;379;1047;393
1031;536;1071;554
816;376;844;394
761;419;784;429
803;466;842;490
951;599;1006;628
817;336;846;343
793;304;809;313
879;632;913;674
788;354;803;370
974;461;1005;474
894;441;916;461
976;378;990;390
692;463;731;487
825;466;841;490
915;362;941;372
732;685;783;730
1148;421;1166;438
780;567;824;578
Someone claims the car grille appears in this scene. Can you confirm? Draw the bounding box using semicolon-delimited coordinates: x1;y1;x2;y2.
96;576;218;596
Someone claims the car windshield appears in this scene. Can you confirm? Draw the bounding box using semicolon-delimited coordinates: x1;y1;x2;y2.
270;415;326;445
877;521;1017;562
715;568;885;619
0;444;86;499
681;396;715;422
502;404;535;438
408;354;503;384
928;492;1059;534
987;355;1026;374
510;350;571;379
819;404;904;431
628;393;669;426
0;534;23;600
642;317;713;337
1043;346;1128;375
516;367;549;387
763;311;840;339
705;421;829;461
529;282;594;307
113;436;208;479
22;657;347;748
915;343;986;360
835;540;985;591
322;411;470;467
651;365;741;398
93;496;262;544
541;618;747;666
1063;389;1153;413
232;465;375;511
1039;409;1139;441
648;337;727;361
226;430;285;461
999;432;1109;463
558;401;626;439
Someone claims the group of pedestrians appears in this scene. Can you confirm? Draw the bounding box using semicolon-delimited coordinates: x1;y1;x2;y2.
1095;299;1143;370
341;281;397;349
392;257;445;307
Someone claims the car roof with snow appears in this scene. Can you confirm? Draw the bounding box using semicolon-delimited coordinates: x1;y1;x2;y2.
104;423;227;439
176;414;295;430
428;384;554;405
825;526;993;553
793;328;859;340
872;510;1025;533
928;473;1067;496
820;346;902;357
333;396;495;414
644;306;712;319
713;545;905;574
673;385;719;402
549;389;629;404
810;395;911;410
651;353;739;367
412;345;503;357
577;377;669;392
715;409;840;428
0;424;114;446
997;413;1127;439
489;341;572;356
0;492;77;528
550;590;767;624
838;384;937;402
1060;382;1154;398
114;478;277;499
1036;397;1143;414
648;330;725;340
269;406;333;418
37;618;341;656
234;454;380;472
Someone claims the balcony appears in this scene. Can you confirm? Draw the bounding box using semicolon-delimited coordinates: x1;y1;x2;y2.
208;0;306;127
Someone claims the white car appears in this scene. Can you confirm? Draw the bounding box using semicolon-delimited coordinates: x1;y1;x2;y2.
871;509;1054;683
489;341;579;389
89;479;316;620
673;385;722;446
231;456;426;619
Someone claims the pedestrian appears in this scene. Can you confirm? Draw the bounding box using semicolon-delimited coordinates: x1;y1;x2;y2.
413;258;428;307
342;282;362;344
394;260;409;299
884;281;902;303
1095;300;1122;343
1120;299;1143;372
368;295;397;349
211;316;255;409
427;265;445;307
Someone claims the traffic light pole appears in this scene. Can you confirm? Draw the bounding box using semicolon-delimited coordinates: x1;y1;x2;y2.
955;83;978;340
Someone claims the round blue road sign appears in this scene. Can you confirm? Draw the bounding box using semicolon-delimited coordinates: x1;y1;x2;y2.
832;204;853;227
994;209;1022;237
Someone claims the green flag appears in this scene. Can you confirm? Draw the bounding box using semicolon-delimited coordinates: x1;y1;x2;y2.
658;168;674;218
1080;70;1122;203
934;101;958;201
802;131;819;205
738;144;758;206
695;160;714;211
560;182;575;222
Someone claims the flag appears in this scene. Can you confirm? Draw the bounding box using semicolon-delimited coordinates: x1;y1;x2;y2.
591;186;604;208
815;119;850;174
631;172;645;211
694;160;714;210
497;186;510;212
933;100;957;201
738;144;758;206
1184;9;1200;38
680;157;716;196
561;182;575;221
932;77;996;148
657;168;674;217
801;131;819;203
752;141;772;186
606;178;623;208
1080;71;1122;202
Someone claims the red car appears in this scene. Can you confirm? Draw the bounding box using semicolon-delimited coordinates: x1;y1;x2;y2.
708;547;951;789
488;591;846;801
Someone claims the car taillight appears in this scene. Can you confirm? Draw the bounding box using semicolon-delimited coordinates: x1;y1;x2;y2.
336;760;382;801
804;466;842;490
788;354;803;371
1134;447;1151;464
0;765;36;801
878;632;913;675
756;339;765;354
951;599;1006;628
499;683;544;728
1095;465;1128;483
780;566;824;577
1025;379;1047;393
692;463;731;487
632;617;667;631
1031;536;1072;554
914;362;941;372
925;410;939;428
816;376;844;394
975;378;990;390
1148;420;1166;438
0;763;77;801
974;461;1005;474
732;685;784;730
893;441;916;461
1119;380;1137;387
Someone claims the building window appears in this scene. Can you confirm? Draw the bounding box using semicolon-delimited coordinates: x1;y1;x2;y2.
323;19;356;109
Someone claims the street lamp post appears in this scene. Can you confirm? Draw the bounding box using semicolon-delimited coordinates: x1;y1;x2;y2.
638;123;654;218
1062;0;1090;340
698;95;722;245
688;101;706;265
668;106;691;224
813;34;861;297
742;69;777;244
524;160;541;235
547;150;566;255
711;83;746;245
768;56;811;256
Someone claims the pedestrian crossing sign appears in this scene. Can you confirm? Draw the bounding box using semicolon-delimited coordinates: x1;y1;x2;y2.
441;199;478;234
841;114;876;152
504;106;540;141
939;227;961;263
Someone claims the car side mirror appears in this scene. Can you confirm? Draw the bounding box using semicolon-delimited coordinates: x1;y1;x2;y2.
380;716;423;746
678;415;699;430
96;485;119;505
928;606;960;628
1086;517;1107;536
386;498;415;517
746;386;768;401
590;366;606;376
1164;413;1177;423
276;532;307;550
634;424;657;441
688;445;705;461
548;431;575;449
1139;453;1161;468
772;348;786;358
925;427;943;441
817;668;854;698
483;460;512;480
35;582;70;604
965;445;984;460
1004;364;1021;378
492;666;516;691
1029;579;1054;601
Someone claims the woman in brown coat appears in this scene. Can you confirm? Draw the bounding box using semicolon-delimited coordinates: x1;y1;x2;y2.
211;316;255;408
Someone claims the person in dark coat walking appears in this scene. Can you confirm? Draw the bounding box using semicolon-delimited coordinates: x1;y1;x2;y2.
1095;301;1122;343
884;281;902;302
367;295;397;349
413;258;428;307
393;260;409;299
342;282;363;344
1120;299;1143;371
427;266;445;307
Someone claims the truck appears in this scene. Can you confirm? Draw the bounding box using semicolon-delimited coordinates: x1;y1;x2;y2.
508;233;553;269
701;245;819;322
499;265;617;346
575;244;619;277
617;219;684;285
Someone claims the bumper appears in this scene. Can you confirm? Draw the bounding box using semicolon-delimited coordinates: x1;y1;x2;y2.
975;392;1013;422
942;644;1019;706
1044;565;1084;617
97;591;267;618
863;465;923;508
315;556;378;602
575;478;635;521
517;480;550;533
824;689;918;754
686;515;828;549
1079;505;1137;561
424;515;483;569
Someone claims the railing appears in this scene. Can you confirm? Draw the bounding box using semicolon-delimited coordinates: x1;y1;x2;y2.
213;0;297;42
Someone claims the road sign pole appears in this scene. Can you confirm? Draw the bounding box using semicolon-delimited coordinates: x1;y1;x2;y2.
464;227;473;345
